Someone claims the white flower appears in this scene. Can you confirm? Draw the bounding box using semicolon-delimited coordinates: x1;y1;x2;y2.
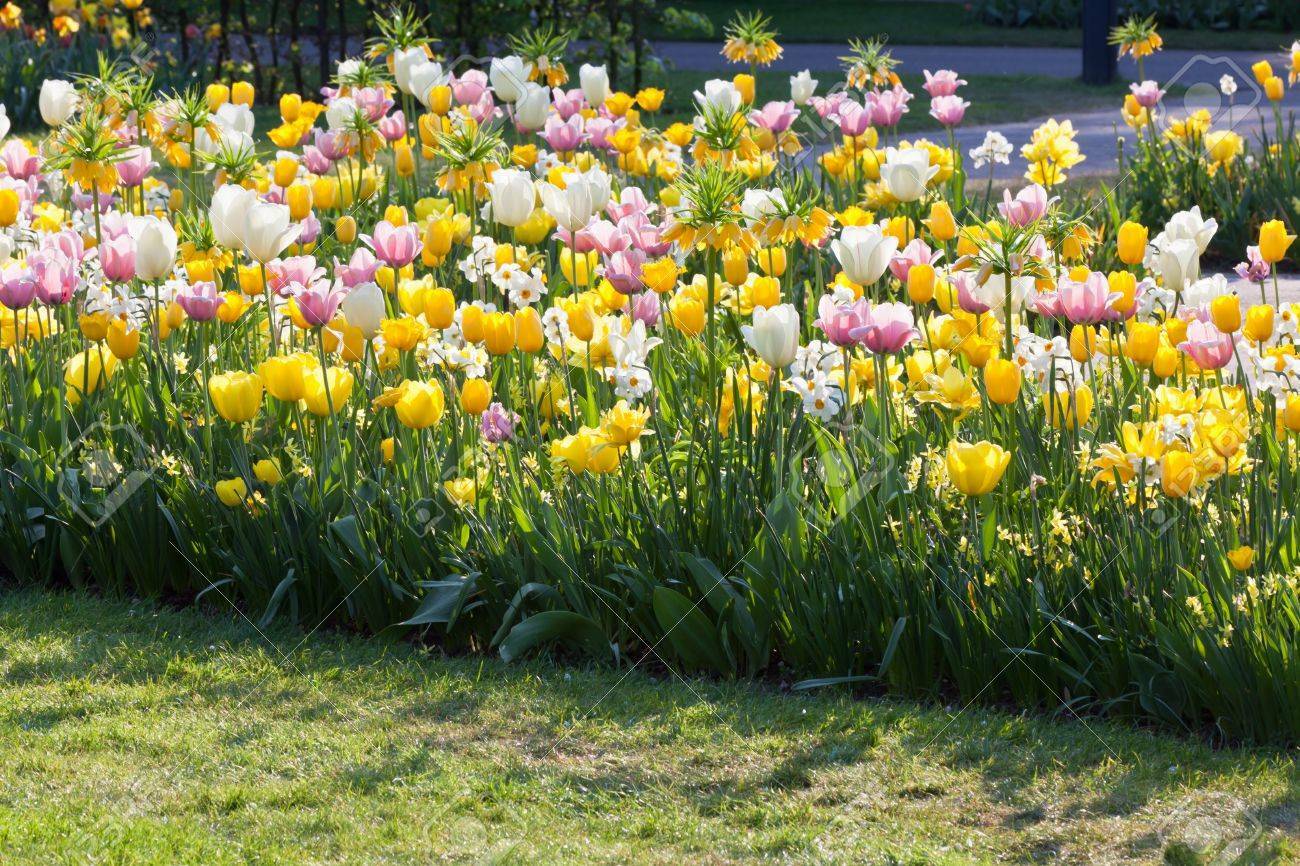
542;306;571;345
490;56;532;103
242;201;300;263
408;62;449;108
579;63;610;108
130;216;178;282
831;224;899;285
537;165;611;232
785;370;843;421
742;303;800;369
341;281;385;337
969;130;1012;168
209;184;259;250
325;96;360;131
1220;74;1238;97
514;82;550;132
790;70;818;106
1154;237;1201;293
693;79;742;115
608;319;662;369
1157;207;1218;256
39;79;78;126
740;188;786;225
879;147;939;202
504;267;548;308
612;362;654;400
485;168;536;228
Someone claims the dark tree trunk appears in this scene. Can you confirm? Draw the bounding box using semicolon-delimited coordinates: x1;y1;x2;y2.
317;0;329;92
289;0;304;93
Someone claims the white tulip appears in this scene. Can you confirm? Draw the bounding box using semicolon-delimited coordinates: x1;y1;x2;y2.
408;61;448;108
1156;237;1200;292
130;216;178;282
579;63;610;108
694;79;741;115
740;188;786;225
486;168;536;228
880;148;939;203
743;303;800;368
538;166;611;232
514;82;550;132
1160;206;1218;255
0;104;11;143
790;70;818;106
214;102;255;138
39;79;78;127
831;225;899;286
325;96;359;131
490;56;532;103
242;201;300;263
209;184;259;250
341;281;385;337
393;47;429;95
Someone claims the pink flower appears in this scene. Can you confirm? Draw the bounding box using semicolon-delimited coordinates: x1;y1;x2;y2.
29;249;78;305
352;86;394;122
314;128;351;161
100;235;136;282
541;114;583;152
578;220;631;257
814;295;871;346
296;213;322;245
334;247;380;287
176;281;223;321
922;69;966;98
45;228;86;263
868;88;909;128
630;290;661;327
0;265;36;310
361;220;423;268
115;146;156;187
585;116;618;151
480;402;519;443
749;100;800;134
606;187;650;222
2;141;38;180
810;92;847;120
849;302;917;354
268;255;326;297
889;238;938;283
1235;246;1270;283
293;279;347;327
836;101;872;137
998;184;1050;227
451;70;488;105
466;91;498;124
302;145;333;174
378;111;407;142
1178;319;1235;370
602;247;646;295
552;88;587;120
1129;80;1165;109
1058;271;1117;325
928;95;969;128
954;272;991;314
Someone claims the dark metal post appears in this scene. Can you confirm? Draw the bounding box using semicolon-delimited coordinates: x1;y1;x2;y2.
1081;0;1117;85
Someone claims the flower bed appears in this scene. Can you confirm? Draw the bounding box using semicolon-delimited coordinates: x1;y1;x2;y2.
2;10;1300;743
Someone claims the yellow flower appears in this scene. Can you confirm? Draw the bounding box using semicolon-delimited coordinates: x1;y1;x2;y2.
64;348;119;405
253;458;283;485
215;478;248;508
459;377;492;415
1116;221;1148;265
983;359;1021;406
303;366;354;416
1227;545;1255;572
635;87;665;112
601;400;650;446
1160;451;1198;499
259;353;316;402
1259;219;1296;264
1044;384;1094;429
444;477;479;508
945;440;1011;496
208;371;264;423
395;380;446;430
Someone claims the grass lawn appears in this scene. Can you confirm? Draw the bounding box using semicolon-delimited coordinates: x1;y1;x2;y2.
654;0;1294;52
0;587;1296;864
645;69;1132;132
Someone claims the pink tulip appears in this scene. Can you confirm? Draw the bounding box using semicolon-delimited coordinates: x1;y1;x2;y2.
268;255;326;297
176;281;223;321
451;70;488;105
922;69;966;98
602;248;646;295
1129;80;1165;109
29;249;78;305
850;301;917;354
2;141;38;180
100;235;137;282
314;128;350;161
361;220;423;268
302;145;333;174
352;86;394;122
1235;246;1270;283
296;213;322;245
481;402;518;443
630;290;661;327
115;146;156;187
585;116;617;151
606;187;650;222
552;88;587;120
1178;319;1235;370
889;238;938;283
293;279;347;327
868;88;909;128
579;220;631;257
998;184;1050;227
334;248;380;287
814;295;871;347
378;111;406;142
466;91;498;124
1058;271;1117;325
929;95;969;128
749;100;800;134
954;272;991;314
541;114;583;152
837;101;872;137
811;92;847;120
0;266;36;310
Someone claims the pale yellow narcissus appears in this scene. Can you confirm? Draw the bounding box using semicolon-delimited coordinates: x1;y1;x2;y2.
945;440;1011;497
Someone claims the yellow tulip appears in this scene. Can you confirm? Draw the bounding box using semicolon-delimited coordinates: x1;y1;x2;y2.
303;366;354;416
906;263;936;305
259;352;315;402
459;377;492;415
1160;451;1197;499
1243;304;1274;342
983;358;1021;405
732;73;755;104
253;458;283;485
1259;219;1296;264
1124;321;1159;366
924;201;957;242
945;440;1011;496
215;477;247;507
395;380;446;429
1209;295;1241;333
515;307;544;354
231;80;254;106
335;214;357;244
482;311;516;355
1045;384;1094;429
64;348;118;405
1116;221;1148;265
208;371;264;422
1227;545;1254;572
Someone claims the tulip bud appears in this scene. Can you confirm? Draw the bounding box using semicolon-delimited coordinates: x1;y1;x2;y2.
1124;321;1160;366
925;201;957;242
1252;60;1274;85
1116;220;1148;265
756;246;786;277
983;358;1021;405
459;378;492;415
427;85;453;116
1265;76;1285;102
286;182;312;221
1259;219;1296;264
1069;324;1097;362
1243;304;1274;342
424;288;455;330
1151;345;1180;379
722;246;749;286
1163;317;1188;346
335;215;357;244
231;81;255;106
280;93;302;122
395;142;415;177
1160;451;1197;499
482;311;516;355
273;156;298;189
460;304;486;343
0;189;18;227
1284;394;1300;432
515;306;544;353
906;263;936;305
1107;271;1137;316
254;459;284;485
732;73;755;104
750;275;781;309
670;295;705;336
205;83;230;112
1210;294;1241;333
106;318;140;360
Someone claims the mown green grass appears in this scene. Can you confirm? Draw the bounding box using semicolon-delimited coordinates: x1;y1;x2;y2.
655;0;1295;51
0;586;1295;864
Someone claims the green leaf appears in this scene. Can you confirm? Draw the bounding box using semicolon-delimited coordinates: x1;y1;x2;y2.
499;611;612;663
652;586;727;674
